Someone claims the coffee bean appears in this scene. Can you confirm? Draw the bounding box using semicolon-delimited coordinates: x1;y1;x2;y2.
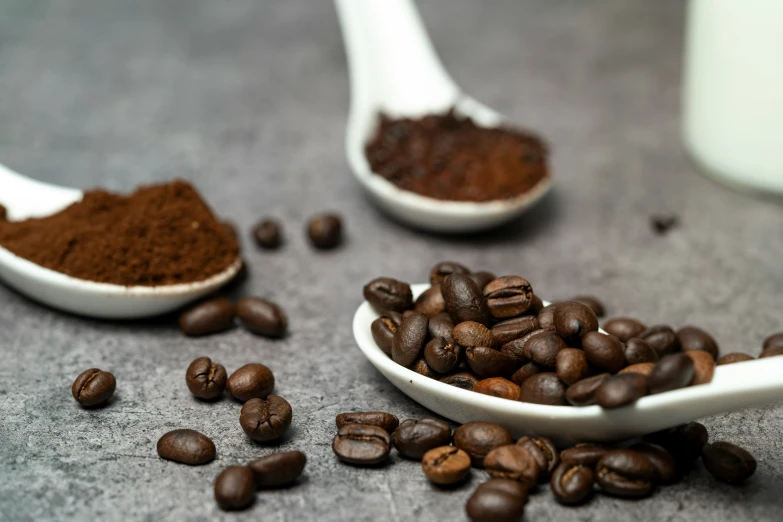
423;337;462;374
332;424;391;466
759;346;783;358
648;353;695;394
178;298;235;337
430;261;471;286
235;297;287;337
550;463;594;505
239;395;292;442
307;213;342;249
363;277;413;313
484;445;540;487
248;450;306;488
564;373;610;406
413;285;446;317
516;436;559;480
644;422;708;462
560;443;609;468
491;316;539;345
511;362;543;385
518;372;567;406
336;412;399;433
466;480;527;522
537;304;558;330
392;312;429;367
422;446;471;485
157;429;216;465
602;317;646;342
762;332;783;352
474;378;521;400
71;368;116;407
393;418;451;459
371;311;404;355
214;466;255;511
412;358;437;378
717;352;754;366
582;331;626;373
185;357;227;400
454;421;514;467
466;346;518;378
0;204;6;220
618;362;655;376
453;321;495;348
528;295;544;314
639;325;680;357
428;312;455;343
502;328;553;365
523;330;567;367
702;441;757;484
676;326;719;360
440;371;480;390
629;443;678;484
252;219;282;249
555;348;590;385
567;295;605;318
484;276;534;319
553;301;598;344
596;449;656;498
595;373;648;409
442;273;493;327
685;350;715;385
468;271;496;291
624;337;659;365
227;363;275;402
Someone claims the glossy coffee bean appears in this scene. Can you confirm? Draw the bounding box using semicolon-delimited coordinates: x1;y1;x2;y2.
453;321;495;348
466;346;518;378
648;353;695;394
595;373;648;409
523;330;567;367
717;352;754;366
248;450;306;488
502;328;552;365
565;373;611;406
556;348;590;385
72;368;116;407
484;276;534;319
528;295;544;314
363;277;413;313
624;337;659;365
676;326;719;360
454;421;514;467
393;418;451;459
371;311;403;355
440;371;479;390
618;362;655;376
553;301;599;344
178;298;235;337
759;346;783;358
474;378;521;400
424;337;462;374
582;331;626;373
421;446;471;485
239;395;292;442
567;295;605;318
307;213;342;249
157;429;216;465
413;285;445;317
560;443;608;469
466;480;527;522
596;449;656;498
516;436;559;480
442;273;493;327
430;261;470;286
227;363;275;402
639;325;680;357
603;317;646;342
392;312;429;368
336;412;399;433
629;443;678;484
332;424;391;466
468;271;496;291
491;316;539;345
412;358;437;377
236;297;287;338
550;463;594;505
185;357;227;400
762;332;783;351
428;312;455;343
702;441;757;484
644;422;708;462
518;372;567;406
685;350;715;385
537;304;558;330
510;361;543;385
484;445;540;487
252;219;282;249
214;466;255;511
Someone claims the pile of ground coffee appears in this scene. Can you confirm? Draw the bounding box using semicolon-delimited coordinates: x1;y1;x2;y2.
365;110;549;202
0;180;239;286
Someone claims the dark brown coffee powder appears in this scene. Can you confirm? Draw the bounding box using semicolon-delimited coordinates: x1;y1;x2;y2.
0;180;239;286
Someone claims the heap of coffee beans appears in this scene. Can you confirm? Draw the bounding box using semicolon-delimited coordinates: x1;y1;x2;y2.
179;296;288;338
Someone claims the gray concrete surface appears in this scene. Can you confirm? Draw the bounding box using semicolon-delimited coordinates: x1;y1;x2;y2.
1;0;782;520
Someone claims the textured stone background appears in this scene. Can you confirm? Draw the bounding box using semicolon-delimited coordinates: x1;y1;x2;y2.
1;0;783;520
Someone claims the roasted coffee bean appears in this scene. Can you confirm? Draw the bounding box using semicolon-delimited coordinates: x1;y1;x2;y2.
393;418;451;459
523;330;567;367
553;301;599;343
454;421;514;467
644;422;708;462
565;373;611;406
474;378;521;400
227;363;275;402
0;204;6;220
560;443;608;468
371;311;404;355
618;362;655;376
648;353;695;394
157;429;216;465
511;362;543;385
550;463;594;505
582;331;626;373
336;412;399;433
440;371;480;390
624;337;659;365
214;466;255;511
484;445;540;487
717;352;754;366
413;285;446;317
603;317;646;342
239;395;292;442
422;446;472;485
676;326;719;360
248;450;306;488
332;424;391;466
428;312;455;343
392;312;429;367
185;357;227;400
236;297;287;338
424;337;462;374
555;348;590;385
639;325;680;357
528;294;544;314
491;316;540;345
468;271;496;291
484;276;534;319
518;372;567;406
466;346;518;378
537;304;558;330
763;332;783;351
179;298;236;337
72;368;116;407
629;443;678;484
568;296;605;318
702;442;757;484
502;327;553;364
430;261;471;286
442;273;493;327
685;350;715;385
466;480;527;522
252;219;282;249
516;436;559;480
595;373;648;409
454;321;496;348
307;213;342;249
412;358;437;377
596;449;656;498
363;277;413;313
759;346;783;358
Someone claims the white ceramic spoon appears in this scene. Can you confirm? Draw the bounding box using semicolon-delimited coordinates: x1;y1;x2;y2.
334;0;552;233
353;284;783;444
0;163;241;319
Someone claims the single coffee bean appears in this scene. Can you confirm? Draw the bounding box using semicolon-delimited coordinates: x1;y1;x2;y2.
454;321;496;348
428;312;455;343
511;361;543;385
332;424;391;466
629;443;678;484
371;311;404;355
492;316;540;345
422;446;472;485
474;478;529;499
178;298;235;337
528;294;544;314
248;450;306;488
157;429;216;465
676;326;719;360
474;378;521;400
502;327;553;364
466;480;527;522
555;348;590;385
603;317;646;342
550;463;594;505
484;445;540;487
523;330;567;367
239;395;292;442
564;373;611;406
582;331;626;373
618;362;655;376
648;353;695;394
567;295;605;318
468;271;496;291
701;441;757;484
466;346;519;378
595;373;648;409
644;421;708;462
596;449;656;498
440;371;480;390
214;466;255;511
410;358;434;377
393;418;451;459
717;352;754;366
307;213;342;249
71;368;116;407
185;357;227;400
454;421;514;468
403;310;416;318
336;412;399;433
537;304;558;330
392;312;429;367
560;443;608;468
236;297;287;338
252;218;282;249
639;325;680;357
518;372;567;406
685;350;715;385
413;285;446;317
226;363;275;402
423;337;462;374
762;332;783;351
553;301;599;344
430;261;471;286
759;346;783;358
442;273;493;327
484;276;534;319
516;436;559;480
624;337;659;365
363;277;413;313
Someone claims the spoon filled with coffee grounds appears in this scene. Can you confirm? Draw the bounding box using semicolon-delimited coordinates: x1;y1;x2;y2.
0;163;241;319
335;0;552;233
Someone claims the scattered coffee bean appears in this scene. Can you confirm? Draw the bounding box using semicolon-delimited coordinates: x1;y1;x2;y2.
555;348;590;385
484;445;540;487
560;443;608;468
364;277;413;313
71;368;116;407
336;412;399;433
491;316;539;345
178;298;235;337
422;446;472;485
214;466;255;511
430;261;471;286
568;296;605;317
466;346;518;378
516;436;559;480
553;301;598;344
454;321;495;348
248;451;307;488
392;312;429;367
565;373;610;406
413;285;446;317
701;441;757;484
440;371;480;391
226;363;275;402
603;317;647;343
639;325;680;357
618;362;656;376
157;429;216;465
252;218;282;249
393;418;451;459
371;311;404;355
442;273;493;327
762;332;783;352
684;350;715;385
717;352;754;366
596;449;656;498
518;372;567;406
651;214;679;235
484;276;533;319
453;421;514;467
550;463;594;505
307;213;342;249
467;271;496;291
413;358;437;377
474;377;521;400
239;395;292;442
236;297;287;337
332;424;391;466
428;312;455;343
759;346;783;358
466;479;527;522
537;304;558;330
582;331;626;373
595;373;648;409
185;357;227;400
629;443;678;484
423;337;462;374
676;326;719;360
523;330;567;367
510;361;543;385
644;422;708;462
624;337;659;365
648;353;695;394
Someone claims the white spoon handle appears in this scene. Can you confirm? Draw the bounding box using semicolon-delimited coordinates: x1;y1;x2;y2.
0;162;81;220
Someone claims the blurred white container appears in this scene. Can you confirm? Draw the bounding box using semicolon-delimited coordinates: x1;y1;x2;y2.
683;0;783;195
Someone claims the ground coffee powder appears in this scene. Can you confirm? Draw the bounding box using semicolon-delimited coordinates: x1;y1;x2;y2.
0;180;238;286
365;110;549;202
